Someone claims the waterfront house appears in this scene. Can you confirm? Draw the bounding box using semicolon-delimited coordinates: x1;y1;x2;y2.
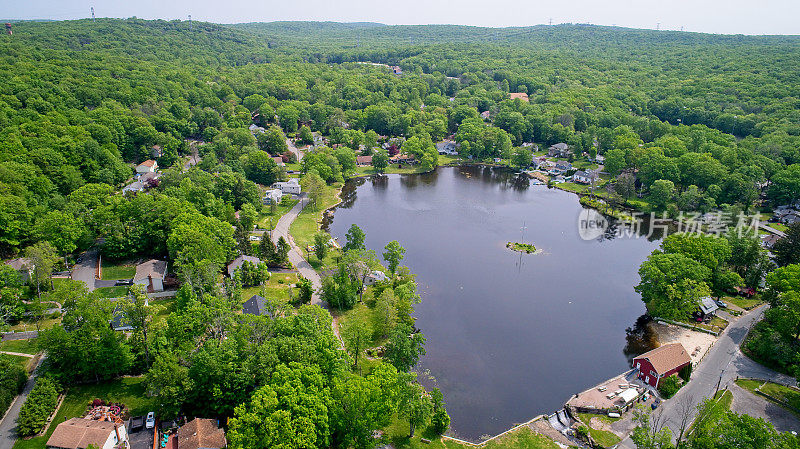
356;155;373;166
632;343;691;388
364;270;388;286
135;160;157;174
480;110;492;120
133;259;168;293
555;161;572;172
274;178;302;195
226;255;262;278
436;140;459;155
47;418;128;449
573;170;597;184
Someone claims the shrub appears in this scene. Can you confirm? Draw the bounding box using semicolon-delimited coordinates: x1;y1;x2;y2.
17;377;60;437
0;355;28;417
658;375;682;399
679;364;692;382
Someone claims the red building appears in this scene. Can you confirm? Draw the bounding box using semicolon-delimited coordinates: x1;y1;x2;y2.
632;343;691;388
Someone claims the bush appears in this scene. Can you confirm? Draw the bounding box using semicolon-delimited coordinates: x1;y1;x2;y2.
658;375;682;399
679;364;692;382
430;408;450;435
16;377;60;437
0;355;28;417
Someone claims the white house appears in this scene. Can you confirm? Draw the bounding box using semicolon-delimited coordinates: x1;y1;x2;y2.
364;270;388;286
274;178;301;195
263;189;283;205
133;259;168;293
573;170;598;184
436;140;459;155
46;418;128;449
135;160;157;174
122;181;144;194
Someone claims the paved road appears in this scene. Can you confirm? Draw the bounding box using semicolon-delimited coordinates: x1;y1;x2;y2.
1;332;38;342
71;248;98;291
0;356;44;449
286;138;304;162
760;223;787;237
617;305;793;448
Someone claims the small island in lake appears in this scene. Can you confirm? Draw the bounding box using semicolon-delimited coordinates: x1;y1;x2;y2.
506;242;537;253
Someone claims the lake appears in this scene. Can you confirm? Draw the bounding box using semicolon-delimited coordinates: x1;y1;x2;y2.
325;166;662;441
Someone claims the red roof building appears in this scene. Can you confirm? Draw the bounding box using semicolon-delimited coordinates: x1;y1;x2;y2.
632;343;691;388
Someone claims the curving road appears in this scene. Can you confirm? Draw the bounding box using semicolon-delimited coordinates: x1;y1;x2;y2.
616;305;793;448
0;356;45;449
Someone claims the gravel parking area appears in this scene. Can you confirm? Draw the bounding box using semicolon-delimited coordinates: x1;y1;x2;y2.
729;383;800;433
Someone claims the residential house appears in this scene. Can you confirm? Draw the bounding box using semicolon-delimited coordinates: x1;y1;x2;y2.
122;181;144;194
226;255;262;278
242;294;272;317
698;296;719;317
248;123;266;134
531;156;549;170
356;155;373;166
594;154;605;164
436;140;459;155
548;143;572;158
390;66;402;75
632;343;691;388
176;418;227;449
508;92;529;102
573;170;598;184
274;178;301;195
555;161;573;172
46;418;127;449
521;142;538;150
761;234;781;249
133;259;168;293
272;156;286;167
480;110;492;120
135;160;157;174
390;154;417;165
263;188;283;205
782;212;800;225
5;257;32;282
151;145;162;159
364;270;388;286
110;298;148;331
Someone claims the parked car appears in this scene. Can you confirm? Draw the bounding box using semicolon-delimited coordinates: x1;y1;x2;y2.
145;412;155;429
115;279;133;286
715;300;728;308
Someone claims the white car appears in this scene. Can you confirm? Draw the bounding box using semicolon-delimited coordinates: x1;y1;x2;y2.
145;412;155;429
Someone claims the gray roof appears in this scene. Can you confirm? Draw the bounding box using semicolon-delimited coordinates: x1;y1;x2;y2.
242;295;272;317
226;255;261;277
699;296;719;315
550;143;569;150
133;259;167;282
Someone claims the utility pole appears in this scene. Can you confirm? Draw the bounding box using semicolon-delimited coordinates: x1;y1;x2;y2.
549;18;553;26
656;22;660;31
188;14;192;30
520;221;527;244
91;7;95;21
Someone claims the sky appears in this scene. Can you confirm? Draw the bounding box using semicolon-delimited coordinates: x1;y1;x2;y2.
2;0;799;35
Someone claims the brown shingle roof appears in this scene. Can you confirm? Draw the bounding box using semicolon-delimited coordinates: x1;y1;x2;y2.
509;92;529;102
46;418;119;449
635;343;691;375
133;259;168;282
5;257;31;271
177;418;226;449
138;159;157;168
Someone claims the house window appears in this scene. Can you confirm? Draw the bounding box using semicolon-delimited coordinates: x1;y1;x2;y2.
650;370;657;377
645;376;650;384
636;362;640;370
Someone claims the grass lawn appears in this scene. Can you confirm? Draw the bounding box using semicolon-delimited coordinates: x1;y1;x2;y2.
241;272;301;303
577;412;621;426
13;377;158;449
100;261;136;280
384;417;560;449
151;297;178;325
736;379;800;411
257;198;298;230
9;316;61;333
723;295;764;310
4;354;34;372
94;286;130;299
577;413;621;448
289;182;343;270
768;222;789;233
0;339;38;355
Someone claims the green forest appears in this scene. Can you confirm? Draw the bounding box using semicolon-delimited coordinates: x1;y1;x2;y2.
2;18;800;449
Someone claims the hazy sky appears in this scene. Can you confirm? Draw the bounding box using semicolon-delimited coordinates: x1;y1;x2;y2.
2;0;798;35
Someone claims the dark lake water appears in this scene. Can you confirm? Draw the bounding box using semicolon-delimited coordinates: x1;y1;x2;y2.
325;166;662;441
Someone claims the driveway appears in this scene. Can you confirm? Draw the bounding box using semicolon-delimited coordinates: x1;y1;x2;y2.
71;248;98;291
729;382;800;433
286;138;304;162
617;305;793;448
0;357;45;449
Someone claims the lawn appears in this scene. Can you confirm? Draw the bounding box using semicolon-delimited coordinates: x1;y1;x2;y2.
100;261;136;280
8;316;62;333
736;379;800;412
723;295;764;310
384;417;560;449
4;354;34;372
577;412;621;426
257;198;298;230
289;182;343;270
576;413;621;448
13;377;158;449
768;222;789;233
151;297;177;325
0;338;39;355
94;286;130;299
241;272;300;303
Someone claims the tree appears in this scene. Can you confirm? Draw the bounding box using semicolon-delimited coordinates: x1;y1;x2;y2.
313;231;330;261
773;222;800;267
344;224;366;252
429;387;450;435
649;179;676;210
630;405;673;449
321;265;358;311
603;149;627;176
636;252;711;311
144;351;192;419
242;150;281;186
615;173;636;202
298;125;314;145
372;152;389;173
769;164;800;206
295;276;313;304
228;363;332;449
34;210;85;256
331;364;398;449
383;241;406;278
341;316;370;373
511;147;532;168
24;242;60;299
396;373;432;438
372;289;398;339
275;237;290;266
301;172;326;209
384;323;426;372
